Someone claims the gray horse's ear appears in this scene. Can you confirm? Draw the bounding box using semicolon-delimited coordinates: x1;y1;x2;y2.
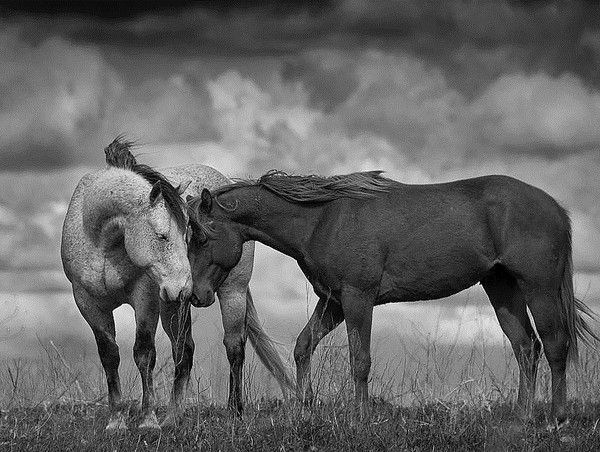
149;181;163;205
177;180;192;195
200;188;212;213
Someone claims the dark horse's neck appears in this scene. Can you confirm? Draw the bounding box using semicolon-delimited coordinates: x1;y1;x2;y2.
213;186;322;260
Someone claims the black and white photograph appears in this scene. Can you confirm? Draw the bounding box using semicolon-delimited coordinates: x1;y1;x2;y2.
1;0;600;449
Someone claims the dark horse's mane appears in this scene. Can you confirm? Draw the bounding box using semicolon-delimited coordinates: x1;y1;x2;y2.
104;136;187;231
213;170;396;204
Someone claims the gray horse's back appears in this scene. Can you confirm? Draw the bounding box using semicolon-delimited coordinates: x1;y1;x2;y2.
162;164;231;194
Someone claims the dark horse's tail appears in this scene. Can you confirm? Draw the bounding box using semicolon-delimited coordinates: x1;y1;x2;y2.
561;229;599;365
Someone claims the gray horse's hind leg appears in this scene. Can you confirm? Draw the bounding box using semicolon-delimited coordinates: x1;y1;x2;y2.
72;285;126;432
293;296;344;405
159;300;194;428
217;286;248;415
482;269;542;419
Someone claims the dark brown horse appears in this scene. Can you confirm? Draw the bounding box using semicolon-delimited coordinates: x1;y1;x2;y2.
187;170;597;425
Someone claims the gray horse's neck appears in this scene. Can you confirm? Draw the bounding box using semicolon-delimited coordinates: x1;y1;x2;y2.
83;171;146;243
62;169;149;299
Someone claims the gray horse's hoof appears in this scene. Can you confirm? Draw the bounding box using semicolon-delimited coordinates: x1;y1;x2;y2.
138;411;161;432
160;412;178;429
105;413;128;434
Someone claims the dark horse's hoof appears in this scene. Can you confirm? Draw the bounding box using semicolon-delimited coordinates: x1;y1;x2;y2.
546;417;570;432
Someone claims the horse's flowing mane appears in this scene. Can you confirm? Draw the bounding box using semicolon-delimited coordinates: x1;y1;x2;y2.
213;170;395;204
104;136;187;231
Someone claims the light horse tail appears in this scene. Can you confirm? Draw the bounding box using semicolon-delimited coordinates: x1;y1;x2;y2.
561;227;599;366
245;290;296;396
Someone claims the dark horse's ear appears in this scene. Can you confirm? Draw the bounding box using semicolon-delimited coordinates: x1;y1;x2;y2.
200;188;212;213
149;181;163;205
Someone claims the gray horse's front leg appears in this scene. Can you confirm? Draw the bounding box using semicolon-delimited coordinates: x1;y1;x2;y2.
132;290;161;431
73;285;128;433
160;299;195;428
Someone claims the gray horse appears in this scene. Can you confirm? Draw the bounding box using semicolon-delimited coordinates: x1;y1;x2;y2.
61;139;293;432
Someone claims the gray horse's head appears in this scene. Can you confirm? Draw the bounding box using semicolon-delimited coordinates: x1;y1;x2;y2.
102;137;195;304
125;178;194;304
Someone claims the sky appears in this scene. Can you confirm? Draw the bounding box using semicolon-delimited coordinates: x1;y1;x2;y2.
1;0;600;394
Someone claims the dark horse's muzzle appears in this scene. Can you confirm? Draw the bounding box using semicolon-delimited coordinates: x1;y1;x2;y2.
189;290;216;308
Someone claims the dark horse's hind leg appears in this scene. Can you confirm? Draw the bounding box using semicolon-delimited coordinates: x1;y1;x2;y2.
159;299;194;428
524;286;570;424
482;268;542;419
72;285;126;432
294;296;344;405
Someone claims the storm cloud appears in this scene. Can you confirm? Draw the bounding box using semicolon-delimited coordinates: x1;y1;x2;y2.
1;0;600;357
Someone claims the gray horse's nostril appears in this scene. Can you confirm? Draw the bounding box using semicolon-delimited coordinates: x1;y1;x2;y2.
177;288;190;303
159;287;168;302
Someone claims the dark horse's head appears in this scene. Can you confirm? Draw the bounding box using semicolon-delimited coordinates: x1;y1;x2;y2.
186;189;245;307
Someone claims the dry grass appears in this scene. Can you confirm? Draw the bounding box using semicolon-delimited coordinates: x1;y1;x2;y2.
2;330;600;450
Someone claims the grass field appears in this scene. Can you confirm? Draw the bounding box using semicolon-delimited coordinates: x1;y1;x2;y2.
1;330;600;450
3;398;600;451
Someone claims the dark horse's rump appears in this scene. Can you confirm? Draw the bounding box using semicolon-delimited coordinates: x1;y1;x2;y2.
189;170;598;425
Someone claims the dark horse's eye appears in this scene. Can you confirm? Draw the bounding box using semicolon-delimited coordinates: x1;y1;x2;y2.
189;223;207;245
197;229;208;245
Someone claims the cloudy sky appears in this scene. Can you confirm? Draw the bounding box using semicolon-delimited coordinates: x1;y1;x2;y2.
2;0;600;391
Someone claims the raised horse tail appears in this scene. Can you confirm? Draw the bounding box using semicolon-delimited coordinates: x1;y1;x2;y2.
245;289;296;396
561;231;599;366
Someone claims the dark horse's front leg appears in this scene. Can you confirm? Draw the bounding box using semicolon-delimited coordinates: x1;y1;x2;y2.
293;296;344;405
160;298;195;428
341;286;374;409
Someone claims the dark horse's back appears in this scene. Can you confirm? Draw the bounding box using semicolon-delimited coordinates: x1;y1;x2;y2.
310;174;570;304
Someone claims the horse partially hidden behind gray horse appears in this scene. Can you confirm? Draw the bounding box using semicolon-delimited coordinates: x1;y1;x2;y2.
61;139;294;432
187;170;598;427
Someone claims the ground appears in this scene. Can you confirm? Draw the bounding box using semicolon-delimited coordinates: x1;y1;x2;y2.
2;399;600;451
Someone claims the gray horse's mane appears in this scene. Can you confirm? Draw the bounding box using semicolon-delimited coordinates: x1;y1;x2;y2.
104;136;187;231
213;170;395;204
